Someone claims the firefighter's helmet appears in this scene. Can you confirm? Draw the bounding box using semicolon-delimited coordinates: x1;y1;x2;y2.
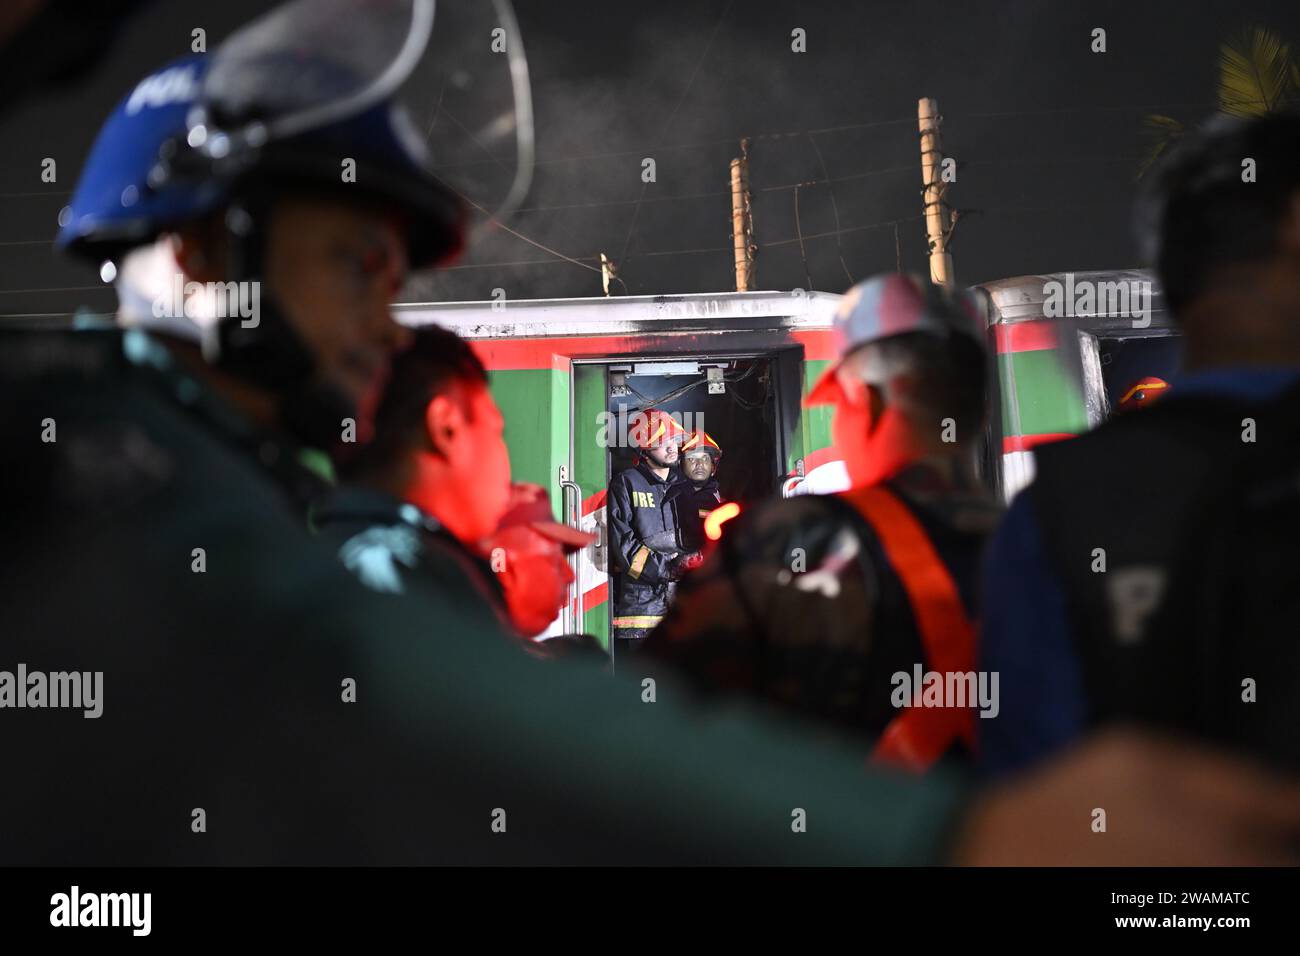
1117;376;1170;412
631;408;686;450
681;429;722;460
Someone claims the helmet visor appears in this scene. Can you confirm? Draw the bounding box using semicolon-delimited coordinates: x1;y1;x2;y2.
195;0;533;239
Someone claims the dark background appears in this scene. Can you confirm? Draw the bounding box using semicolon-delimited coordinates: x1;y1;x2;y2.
2;0;1298;318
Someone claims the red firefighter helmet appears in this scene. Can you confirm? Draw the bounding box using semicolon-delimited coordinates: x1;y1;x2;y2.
631;408;686;450
1117;376;1170;413
681;429;722;460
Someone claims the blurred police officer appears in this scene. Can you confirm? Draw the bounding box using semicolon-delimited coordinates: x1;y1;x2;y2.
980;112;1300;778
646;275;999;770
311;325;513;623
1;1;513;862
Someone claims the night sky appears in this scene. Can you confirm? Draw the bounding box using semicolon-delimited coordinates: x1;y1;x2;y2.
2;0;1299;318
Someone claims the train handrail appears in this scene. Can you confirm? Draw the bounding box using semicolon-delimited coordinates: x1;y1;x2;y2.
558;467;582;634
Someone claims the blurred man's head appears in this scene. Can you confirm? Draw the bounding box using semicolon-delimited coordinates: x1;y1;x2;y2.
680;430;721;484
172;193;414;423
807;275;987;488
347;326;511;544
487;483;596;638
58;45;463;449
1136;112;1300;367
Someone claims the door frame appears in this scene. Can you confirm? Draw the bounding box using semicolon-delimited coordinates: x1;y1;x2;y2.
566;348;798;642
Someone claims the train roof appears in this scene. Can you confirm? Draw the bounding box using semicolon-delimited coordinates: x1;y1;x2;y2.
394;289;845;339
976;269;1168;325
395;270;1172;339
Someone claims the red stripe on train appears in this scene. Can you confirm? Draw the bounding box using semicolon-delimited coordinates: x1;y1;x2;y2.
469;329;839;371
582;580;608;612
993;322;1057;354
1002;432;1075;453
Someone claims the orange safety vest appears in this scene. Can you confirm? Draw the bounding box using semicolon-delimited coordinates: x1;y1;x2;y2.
837;484;977;771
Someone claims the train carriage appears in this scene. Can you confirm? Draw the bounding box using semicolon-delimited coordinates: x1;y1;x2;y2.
397;268;1180;646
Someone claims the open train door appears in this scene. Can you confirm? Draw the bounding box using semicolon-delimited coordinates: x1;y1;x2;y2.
566;352;797;654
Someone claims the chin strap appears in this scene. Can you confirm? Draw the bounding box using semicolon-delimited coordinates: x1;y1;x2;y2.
208;197;358;451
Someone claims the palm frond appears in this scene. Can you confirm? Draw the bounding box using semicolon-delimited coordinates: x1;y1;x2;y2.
1136;114;1186;180
1218;25;1297;116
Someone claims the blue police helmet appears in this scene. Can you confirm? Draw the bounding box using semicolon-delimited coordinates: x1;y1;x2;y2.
57;55;225;260
59;53;465;269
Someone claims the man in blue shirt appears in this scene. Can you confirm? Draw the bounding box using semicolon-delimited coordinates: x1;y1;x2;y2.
981;113;1300;778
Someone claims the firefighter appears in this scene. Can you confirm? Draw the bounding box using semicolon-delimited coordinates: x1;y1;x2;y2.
607;407;693;649
666;429;724;554
310;325;513;623
979;113;1300;779
485;481;599;640
645;274;1001;771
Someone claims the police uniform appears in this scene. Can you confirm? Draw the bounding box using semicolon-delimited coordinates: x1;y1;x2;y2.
309;484;511;629
607;460;684;641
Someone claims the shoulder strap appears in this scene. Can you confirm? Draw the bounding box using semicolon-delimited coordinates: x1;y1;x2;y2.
837;484;976;771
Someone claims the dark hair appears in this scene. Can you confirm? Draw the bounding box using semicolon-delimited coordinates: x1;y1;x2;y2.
1136;112;1300;313
347;325;487;476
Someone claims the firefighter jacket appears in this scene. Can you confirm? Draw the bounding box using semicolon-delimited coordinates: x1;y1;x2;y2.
607;460;683;629
664;476;723;554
